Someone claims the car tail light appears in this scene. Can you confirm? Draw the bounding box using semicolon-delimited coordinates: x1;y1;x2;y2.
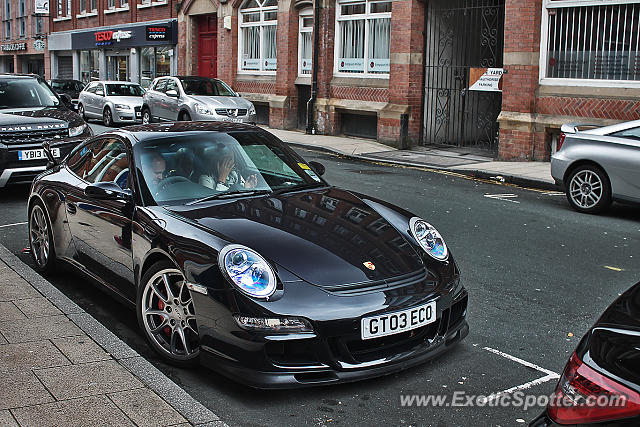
557;133;566;151
548;352;640;424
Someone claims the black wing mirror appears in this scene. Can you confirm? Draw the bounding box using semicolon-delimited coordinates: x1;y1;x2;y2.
59;93;74;109
42;141;58;169
308;161;325;176
85;182;132;200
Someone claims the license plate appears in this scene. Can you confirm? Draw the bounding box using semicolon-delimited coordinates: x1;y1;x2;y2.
227;117;243;123
361;301;436;340
18;148;60;161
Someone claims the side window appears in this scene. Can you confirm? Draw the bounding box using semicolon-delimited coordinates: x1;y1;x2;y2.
154;79;167;93
610;127;640;141
84;83;96;94
85;139;130;189
165;79;177;93
66;141;93;178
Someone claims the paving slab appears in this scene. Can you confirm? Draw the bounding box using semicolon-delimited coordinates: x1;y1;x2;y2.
0;333;6;345
0;315;82;343
10;395;135;427
34;359;142;400
0;370;54;410
0;302;26;322
108;388;187;427
0;410;18;427
12;297;62;318
0;341;70;371
0;278;42;302
51;336;111;364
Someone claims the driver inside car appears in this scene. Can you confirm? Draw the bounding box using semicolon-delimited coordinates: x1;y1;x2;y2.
199;145;258;191
141;152;166;190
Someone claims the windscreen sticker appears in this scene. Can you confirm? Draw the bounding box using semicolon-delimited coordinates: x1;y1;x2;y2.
298;163;311;170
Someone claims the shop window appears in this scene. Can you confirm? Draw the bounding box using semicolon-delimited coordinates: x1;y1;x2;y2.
239;0;278;73
299;8;313;76
542;0;640;83
335;0;391;76
80;50;100;83
140;47;172;88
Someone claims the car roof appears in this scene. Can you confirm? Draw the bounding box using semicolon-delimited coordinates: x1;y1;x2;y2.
90;81;141;85
114;122;262;145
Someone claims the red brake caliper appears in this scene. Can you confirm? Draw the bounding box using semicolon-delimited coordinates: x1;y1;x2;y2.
157;300;171;336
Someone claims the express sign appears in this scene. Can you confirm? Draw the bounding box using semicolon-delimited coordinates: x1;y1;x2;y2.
95;30;132;46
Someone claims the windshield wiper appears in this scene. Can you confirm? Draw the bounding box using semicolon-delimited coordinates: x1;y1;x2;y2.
271;183;326;195
186;189;272;205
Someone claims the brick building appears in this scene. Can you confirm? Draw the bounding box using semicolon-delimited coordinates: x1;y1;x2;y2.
0;0;48;76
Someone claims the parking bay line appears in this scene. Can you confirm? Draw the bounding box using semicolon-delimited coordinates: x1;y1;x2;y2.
481;347;560;402
0;222;27;229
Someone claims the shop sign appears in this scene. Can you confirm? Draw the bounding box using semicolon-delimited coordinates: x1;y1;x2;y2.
1;43;27;51
469;68;504;92
368;59;389;73
34;0;49;14
95;30;132;46
146;26;171;41
34;40;46;51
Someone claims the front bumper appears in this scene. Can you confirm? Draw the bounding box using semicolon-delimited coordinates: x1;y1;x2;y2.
196;286;469;389
114;107;143;124
191;111;257;124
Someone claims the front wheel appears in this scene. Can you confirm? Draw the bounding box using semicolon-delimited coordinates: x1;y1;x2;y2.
28;201;56;273
141;108;152;124
77;104;86;120
137;261;200;367
180;111;192;121
103;107;114;127
565;165;612;214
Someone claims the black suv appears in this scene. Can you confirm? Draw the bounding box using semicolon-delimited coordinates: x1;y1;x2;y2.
0;74;92;187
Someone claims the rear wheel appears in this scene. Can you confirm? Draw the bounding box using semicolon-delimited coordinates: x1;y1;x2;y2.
103;107;114;127
565;164;611;214
137;261;200;367
28;201;56;273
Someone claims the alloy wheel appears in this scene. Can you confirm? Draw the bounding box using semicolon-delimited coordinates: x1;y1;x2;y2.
568;169;603;209
78;104;85;120
142;110;151;124
141;269;199;360
29;205;50;268
103;108;113;127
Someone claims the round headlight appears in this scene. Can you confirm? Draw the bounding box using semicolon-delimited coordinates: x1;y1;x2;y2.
219;245;277;298
409;217;448;261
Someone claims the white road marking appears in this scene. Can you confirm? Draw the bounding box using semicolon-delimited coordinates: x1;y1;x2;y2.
481;347;560;403
0;222;27;229
484;193;520;204
541;191;564;196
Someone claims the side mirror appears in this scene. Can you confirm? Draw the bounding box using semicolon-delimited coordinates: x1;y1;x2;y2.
59;93;74;109
85;182;132;200
166;89;178;98
96;90;104;97
308;161;325;176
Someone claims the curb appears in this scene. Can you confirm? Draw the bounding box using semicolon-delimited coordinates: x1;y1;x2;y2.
286;142;560;192
0;243;227;427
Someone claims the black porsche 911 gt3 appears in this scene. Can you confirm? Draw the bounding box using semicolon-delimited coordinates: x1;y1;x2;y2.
28;122;468;388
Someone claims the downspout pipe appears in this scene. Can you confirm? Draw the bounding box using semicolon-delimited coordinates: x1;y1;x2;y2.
306;0;320;134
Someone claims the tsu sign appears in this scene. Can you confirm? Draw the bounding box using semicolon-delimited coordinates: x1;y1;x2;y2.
34;0;49;14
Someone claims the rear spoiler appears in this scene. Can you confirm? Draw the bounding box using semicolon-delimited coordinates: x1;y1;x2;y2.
560;123;600;134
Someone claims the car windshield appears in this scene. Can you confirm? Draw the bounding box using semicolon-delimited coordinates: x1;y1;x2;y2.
106;84;144;97
134;130;324;205
0;78;60;108
179;78;236;97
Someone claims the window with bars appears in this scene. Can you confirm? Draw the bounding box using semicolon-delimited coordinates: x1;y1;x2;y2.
335;0;391;75
299;8;313;76
544;0;640;81
239;0;278;73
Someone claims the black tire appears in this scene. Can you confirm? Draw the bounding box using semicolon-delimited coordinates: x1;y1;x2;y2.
137;260;200;368
77;103;86;120
28;200;56;274
180;111;192;121
103;107;114;127
565;164;612;214
141;107;152;124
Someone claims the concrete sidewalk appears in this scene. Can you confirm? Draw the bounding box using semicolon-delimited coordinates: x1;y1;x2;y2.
0;244;226;427
266;128;557;190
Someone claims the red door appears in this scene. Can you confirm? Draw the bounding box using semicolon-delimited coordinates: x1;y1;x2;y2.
198;15;218;78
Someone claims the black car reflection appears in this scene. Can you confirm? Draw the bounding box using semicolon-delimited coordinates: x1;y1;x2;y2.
28;122;468;388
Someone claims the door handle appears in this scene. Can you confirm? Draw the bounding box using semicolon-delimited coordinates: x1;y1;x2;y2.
67;202;77;215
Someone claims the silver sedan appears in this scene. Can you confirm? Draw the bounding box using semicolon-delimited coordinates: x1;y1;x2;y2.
78;81;144;127
141;76;256;124
551;119;640;213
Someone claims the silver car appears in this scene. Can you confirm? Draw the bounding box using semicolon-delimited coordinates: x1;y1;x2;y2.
141;76;256;124
551;119;640;213
78;81;144;127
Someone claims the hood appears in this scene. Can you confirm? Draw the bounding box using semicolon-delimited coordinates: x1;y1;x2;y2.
189;95;252;110
583;282;640;391
168;187;425;287
0;107;83;129
106;96;144;106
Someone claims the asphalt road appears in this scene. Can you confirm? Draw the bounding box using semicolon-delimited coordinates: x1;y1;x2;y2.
1;123;639;427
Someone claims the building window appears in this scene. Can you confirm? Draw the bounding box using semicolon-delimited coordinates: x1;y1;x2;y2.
299;8;313;76
3;0;10;40
90;0;97;11
80;0;86;12
335;0;391;76
18;18;26;38
543;0;640;83
239;0;278;73
107;0;115;9
34;16;44;35
121;0;128;7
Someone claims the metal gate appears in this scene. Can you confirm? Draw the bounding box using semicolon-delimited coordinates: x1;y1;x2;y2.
423;0;505;152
